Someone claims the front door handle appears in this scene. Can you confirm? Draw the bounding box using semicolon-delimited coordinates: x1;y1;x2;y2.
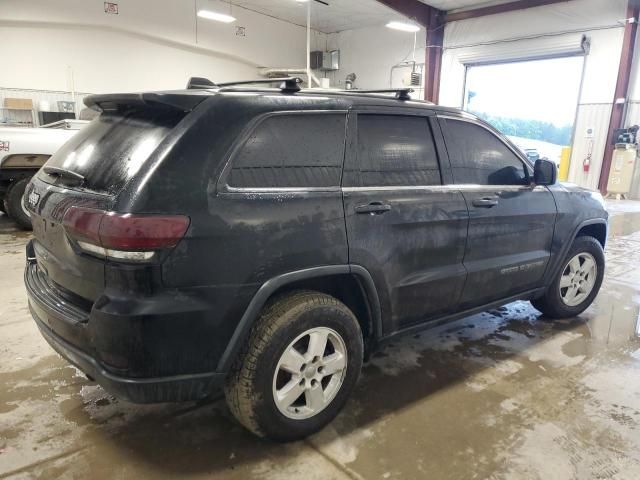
472;196;499;208
355;202;391;215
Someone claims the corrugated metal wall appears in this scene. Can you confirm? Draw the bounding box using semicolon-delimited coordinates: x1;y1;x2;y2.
568;103;613;191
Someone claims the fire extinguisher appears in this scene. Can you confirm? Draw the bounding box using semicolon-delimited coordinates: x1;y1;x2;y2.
583;139;594;173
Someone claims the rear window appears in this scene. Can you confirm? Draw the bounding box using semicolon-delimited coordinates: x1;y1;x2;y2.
41;109;184;194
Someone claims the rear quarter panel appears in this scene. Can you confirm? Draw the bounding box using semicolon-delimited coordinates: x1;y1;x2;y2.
111;95;350;372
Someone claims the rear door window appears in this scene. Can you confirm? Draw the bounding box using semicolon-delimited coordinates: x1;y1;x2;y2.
357;114;441;187
440;118;529;185
41;109;184;194
227;113;346;189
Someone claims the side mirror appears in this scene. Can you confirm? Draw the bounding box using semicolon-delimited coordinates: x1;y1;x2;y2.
534;158;557;186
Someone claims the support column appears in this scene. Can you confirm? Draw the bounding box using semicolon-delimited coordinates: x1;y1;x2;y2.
375;1;444;102
424;9;445;103
598;0;640;192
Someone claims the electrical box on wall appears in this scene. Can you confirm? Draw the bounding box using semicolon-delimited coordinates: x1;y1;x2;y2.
310;50;339;71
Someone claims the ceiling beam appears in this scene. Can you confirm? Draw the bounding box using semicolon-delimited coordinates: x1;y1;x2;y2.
598;0;640;192
374;0;432;26
375;1;445;103
445;0;572;23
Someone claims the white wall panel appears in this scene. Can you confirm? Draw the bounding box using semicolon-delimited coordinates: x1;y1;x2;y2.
567;103;613;190
0;0;326;93
325;26;426;94
443;0;626;48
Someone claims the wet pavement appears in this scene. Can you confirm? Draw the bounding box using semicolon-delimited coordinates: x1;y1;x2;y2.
2;205;640;480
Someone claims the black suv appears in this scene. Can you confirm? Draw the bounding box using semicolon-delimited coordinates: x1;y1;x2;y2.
24;78;608;441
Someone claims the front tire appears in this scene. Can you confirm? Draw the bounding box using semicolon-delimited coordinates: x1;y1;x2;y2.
225;291;363;441
5;178;32;230
531;236;605;319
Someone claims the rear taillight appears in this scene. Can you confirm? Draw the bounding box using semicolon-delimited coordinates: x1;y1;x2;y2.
63;206;190;262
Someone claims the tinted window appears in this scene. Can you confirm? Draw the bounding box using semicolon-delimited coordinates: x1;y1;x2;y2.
441;118;528;185
228;113;346;189
42;110;184;194
357;115;440;187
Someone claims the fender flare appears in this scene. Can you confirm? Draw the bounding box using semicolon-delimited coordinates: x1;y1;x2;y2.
545;218;608;287
216;264;382;373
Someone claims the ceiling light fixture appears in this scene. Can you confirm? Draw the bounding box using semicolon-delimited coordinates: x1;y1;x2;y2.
197;9;236;23
386;21;420;32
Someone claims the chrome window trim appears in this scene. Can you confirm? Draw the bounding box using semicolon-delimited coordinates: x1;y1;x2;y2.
341;184;538;193
223;185;341;194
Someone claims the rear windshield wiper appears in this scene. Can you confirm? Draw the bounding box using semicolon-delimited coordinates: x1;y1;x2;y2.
42;166;85;187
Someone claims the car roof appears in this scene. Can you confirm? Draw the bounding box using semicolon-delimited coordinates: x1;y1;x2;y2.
85;87;469;117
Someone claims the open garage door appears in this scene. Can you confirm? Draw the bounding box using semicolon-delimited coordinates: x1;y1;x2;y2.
462;56;584;173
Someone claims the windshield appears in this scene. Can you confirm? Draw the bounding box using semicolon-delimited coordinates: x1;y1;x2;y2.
41;109;184;194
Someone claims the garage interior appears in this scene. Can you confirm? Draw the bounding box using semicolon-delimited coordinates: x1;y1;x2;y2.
2;0;640;478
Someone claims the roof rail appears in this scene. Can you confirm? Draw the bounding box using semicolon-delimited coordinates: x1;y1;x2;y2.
186;77;218;89
347;88;415;101
218;77;303;93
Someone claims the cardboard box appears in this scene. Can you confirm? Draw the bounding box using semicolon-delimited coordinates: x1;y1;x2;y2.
4;98;33;110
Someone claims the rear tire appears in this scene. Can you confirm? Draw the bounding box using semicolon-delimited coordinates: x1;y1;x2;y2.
5;178;32;230
531;236;604;319
225;290;363;441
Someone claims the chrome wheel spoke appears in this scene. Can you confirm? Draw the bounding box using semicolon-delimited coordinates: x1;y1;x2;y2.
321;352;346;376
563;286;577;303
277;378;305;408
307;330;329;360
306;385;325;411
560;274;572;288
279;348;305;374
581;256;595;275
568;257;581;274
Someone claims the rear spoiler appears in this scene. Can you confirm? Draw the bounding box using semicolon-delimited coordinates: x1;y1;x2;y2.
84;91;210;113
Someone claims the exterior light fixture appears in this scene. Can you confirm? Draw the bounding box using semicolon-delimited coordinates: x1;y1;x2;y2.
197;10;236;23
386;21;420;32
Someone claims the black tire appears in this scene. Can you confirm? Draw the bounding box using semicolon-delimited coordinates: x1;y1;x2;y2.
5;178;32;230
225;290;363;441
0;198;5;214
531;236;605;319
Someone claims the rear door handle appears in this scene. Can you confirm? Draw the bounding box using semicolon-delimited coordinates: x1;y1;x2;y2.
472;196;499;208
355;202;391;215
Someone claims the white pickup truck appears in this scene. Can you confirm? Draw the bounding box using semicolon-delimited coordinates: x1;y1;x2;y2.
0;120;87;229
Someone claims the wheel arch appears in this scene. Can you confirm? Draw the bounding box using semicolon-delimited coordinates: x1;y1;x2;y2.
216;265;382;373
576;221;607;248
545;218;608;289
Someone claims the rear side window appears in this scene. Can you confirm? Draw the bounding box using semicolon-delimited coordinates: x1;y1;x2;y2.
227;113;346;189
441;118;528;185
357;115;441;187
42;109;183;194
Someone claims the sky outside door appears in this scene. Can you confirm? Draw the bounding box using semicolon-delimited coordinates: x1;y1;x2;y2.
463;56;584;164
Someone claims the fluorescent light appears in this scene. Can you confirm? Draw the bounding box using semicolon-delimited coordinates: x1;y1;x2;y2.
386;21;420;32
197;9;236;23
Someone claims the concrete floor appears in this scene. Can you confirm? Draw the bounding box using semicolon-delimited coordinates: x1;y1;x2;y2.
2;207;640;480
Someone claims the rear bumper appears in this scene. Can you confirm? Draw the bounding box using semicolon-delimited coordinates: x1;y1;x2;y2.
24;245;226;403
31;306;225;403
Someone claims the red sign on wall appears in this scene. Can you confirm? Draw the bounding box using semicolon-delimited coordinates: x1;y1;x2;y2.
104;2;119;15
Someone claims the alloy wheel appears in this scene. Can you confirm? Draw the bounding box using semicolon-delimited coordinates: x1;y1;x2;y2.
272;327;347;420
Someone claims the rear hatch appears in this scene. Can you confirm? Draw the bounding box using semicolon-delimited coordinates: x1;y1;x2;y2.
27;94;203;304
